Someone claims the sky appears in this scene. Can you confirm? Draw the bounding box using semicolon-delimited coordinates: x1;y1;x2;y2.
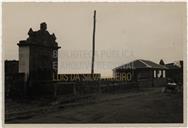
3;2;186;77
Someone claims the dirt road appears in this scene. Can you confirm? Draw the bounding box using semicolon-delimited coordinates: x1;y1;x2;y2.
6;87;183;123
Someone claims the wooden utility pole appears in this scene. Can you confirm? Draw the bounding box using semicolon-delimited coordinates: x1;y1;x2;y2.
91;10;96;78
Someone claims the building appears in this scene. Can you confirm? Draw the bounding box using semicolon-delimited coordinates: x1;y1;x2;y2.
5;60;25;98
165;60;183;84
5;60;19;75
5;60;19;97
17;22;61;83
113;59;168;86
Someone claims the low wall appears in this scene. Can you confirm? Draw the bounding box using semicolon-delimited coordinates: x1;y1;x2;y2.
153;78;167;86
137;80;153;87
29;80;138;97
5;73;25;99
137;78;167;87
8;78;165;98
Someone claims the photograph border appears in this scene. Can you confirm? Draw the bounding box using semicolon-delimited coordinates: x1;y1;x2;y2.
1;1;187;127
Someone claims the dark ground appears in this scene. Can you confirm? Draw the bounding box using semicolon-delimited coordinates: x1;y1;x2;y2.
5;87;183;123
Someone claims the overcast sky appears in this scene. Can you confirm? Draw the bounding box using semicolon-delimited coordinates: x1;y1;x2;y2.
3;2;186;77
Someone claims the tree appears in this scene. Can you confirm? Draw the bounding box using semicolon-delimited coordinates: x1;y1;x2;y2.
159;59;165;65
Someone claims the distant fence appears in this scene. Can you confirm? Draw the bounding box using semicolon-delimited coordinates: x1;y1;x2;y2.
29;80;139;98
7;78;165;99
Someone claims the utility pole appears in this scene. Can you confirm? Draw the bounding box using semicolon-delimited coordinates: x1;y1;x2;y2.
91;10;96;79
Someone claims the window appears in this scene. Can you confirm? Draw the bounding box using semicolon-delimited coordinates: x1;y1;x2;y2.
154;70;156;78
163;70;166;78
157;70;162;78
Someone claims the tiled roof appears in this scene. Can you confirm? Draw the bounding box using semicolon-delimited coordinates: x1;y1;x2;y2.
165;63;181;69
113;59;168;70
165;60;183;69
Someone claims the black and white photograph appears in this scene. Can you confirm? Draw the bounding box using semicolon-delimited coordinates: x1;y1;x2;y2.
2;2;186;126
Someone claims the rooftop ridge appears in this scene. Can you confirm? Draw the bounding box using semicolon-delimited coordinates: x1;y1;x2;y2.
112;59;136;70
113;59;168;70
138;59;152;68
